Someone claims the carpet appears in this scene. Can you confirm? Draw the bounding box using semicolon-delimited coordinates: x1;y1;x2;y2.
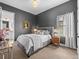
0;43;78;59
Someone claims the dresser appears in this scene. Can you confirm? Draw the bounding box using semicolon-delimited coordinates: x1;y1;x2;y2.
0;41;13;59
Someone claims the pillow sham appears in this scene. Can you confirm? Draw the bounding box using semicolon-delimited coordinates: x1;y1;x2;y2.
35;30;50;35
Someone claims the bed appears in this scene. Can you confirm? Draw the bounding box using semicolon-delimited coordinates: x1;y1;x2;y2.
16;27;53;57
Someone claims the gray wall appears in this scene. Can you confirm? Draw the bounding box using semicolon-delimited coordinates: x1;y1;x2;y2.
37;0;77;47
37;0;77;27
0;2;36;40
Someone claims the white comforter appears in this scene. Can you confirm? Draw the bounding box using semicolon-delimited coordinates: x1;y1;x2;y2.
17;34;51;54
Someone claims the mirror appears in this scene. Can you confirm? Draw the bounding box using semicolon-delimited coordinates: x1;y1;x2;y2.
23;20;30;29
2;21;9;29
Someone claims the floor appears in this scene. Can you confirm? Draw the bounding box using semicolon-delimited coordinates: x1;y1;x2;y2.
0;43;78;59
14;43;77;59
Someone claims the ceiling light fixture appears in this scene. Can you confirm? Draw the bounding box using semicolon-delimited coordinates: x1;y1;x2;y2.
32;0;39;8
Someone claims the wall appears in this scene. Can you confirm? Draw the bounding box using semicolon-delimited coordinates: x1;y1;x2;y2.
0;0;77;44
1;10;15;40
0;2;36;40
37;0;77;27
77;0;79;58
37;0;77;47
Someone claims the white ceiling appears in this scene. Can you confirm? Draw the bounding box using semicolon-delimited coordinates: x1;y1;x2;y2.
0;0;70;15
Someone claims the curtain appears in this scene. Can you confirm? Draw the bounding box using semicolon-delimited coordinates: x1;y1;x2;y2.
57;12;76;49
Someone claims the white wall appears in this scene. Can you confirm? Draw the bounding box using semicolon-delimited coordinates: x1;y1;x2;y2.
77;0;79;59
0;6;2;29
1;10;15;40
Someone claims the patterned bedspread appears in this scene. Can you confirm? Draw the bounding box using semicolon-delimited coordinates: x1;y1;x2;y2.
17;34;51;56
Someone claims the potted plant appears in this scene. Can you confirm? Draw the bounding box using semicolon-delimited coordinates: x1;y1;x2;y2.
0;29;5;46
0;28;10;44
0;29;4;41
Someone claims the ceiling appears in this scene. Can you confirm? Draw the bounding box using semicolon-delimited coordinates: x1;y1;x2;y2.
0;0;70;15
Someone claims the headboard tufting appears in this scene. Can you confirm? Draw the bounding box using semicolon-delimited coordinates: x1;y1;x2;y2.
37;27;54;36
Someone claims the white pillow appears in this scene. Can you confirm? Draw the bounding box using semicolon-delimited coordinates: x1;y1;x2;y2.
35;30;50;35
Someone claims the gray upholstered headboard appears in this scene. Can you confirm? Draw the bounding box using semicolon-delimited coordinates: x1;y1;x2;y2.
37;27;54;35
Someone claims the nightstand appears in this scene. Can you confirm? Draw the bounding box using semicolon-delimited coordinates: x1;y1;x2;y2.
51;35;60;46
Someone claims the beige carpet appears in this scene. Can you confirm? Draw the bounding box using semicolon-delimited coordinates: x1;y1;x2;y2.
13;43;77;59
0;43;78;59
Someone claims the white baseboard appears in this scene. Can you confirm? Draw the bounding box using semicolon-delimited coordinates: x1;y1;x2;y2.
60;43;65;47
60;43;77;49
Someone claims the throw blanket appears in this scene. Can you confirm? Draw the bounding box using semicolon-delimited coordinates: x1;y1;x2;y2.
17;34;51;56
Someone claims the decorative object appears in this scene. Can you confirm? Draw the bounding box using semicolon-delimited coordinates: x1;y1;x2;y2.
33;28;38;32
0;29;5;46
32;27;36;33
23;20;30;29
32;26;38;33
0;29;4;41
0;28;10;42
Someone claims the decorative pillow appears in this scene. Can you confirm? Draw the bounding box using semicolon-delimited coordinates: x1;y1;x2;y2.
43;30;50;35
35;30;50;35
36;30;43;35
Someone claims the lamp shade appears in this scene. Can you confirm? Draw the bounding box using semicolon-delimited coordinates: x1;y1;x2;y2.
33;28;37;32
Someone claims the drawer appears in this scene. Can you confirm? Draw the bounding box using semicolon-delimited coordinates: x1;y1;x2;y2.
0;48;8;54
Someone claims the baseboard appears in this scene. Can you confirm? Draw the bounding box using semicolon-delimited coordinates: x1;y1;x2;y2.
60;43;77;50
